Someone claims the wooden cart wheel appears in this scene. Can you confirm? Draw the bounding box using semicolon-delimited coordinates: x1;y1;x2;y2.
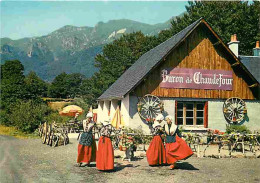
46;124;53;145
223;97;247;124
41;122;48;144
41;133;47;144
46;132;50;145
64;133;69;145
137;94;162;123
49;133;54;146
52;135;59;147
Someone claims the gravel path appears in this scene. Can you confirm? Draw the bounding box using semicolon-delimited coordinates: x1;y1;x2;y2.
1;135;260;183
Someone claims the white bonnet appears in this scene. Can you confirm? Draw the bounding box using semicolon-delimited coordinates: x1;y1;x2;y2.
155;114;164;121
102;120;110;126
86;112;93;118
152;121;161;128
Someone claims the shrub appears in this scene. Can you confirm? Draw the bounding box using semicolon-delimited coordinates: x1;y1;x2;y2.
226;124;251;134
44;111;70;124
122;127;153;145
9;100;51;133
0;109;12;126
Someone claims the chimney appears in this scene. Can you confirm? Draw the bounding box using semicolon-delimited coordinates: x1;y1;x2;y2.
253;41;260;56
228;34;239;57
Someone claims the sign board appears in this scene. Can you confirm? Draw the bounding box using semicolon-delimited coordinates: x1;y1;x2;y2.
160;68;233;90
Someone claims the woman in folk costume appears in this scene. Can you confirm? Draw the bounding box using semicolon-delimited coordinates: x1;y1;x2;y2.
164;115;193;169
96;121;114;171
146;114;166;166
77;112;97;167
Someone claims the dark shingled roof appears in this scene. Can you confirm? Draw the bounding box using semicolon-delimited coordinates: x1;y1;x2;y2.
98;18;203;100
239;56;260;83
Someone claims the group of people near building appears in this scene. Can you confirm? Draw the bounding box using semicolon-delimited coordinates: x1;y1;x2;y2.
76;112;193;171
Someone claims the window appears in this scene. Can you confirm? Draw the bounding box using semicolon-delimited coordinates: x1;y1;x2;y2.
176;101;208;127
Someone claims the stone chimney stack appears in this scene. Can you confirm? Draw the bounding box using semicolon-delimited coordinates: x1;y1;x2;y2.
228;34;239;57
253;41;260;56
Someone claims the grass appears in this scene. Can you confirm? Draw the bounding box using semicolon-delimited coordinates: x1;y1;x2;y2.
0;125;39;139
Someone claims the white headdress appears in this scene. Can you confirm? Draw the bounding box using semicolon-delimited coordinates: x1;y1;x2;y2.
152;121;161;128
86;112;93;118
155;114;164;121
102;120;110;126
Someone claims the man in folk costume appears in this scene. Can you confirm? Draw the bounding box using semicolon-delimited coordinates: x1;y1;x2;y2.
96;120;114;171
76;112;97;167
146;114;166;166
164;115;193;169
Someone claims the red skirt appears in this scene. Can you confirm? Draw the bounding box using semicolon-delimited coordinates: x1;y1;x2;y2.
77;138;96;163
96;136;114;170
146;135;166;165
165;136;193;164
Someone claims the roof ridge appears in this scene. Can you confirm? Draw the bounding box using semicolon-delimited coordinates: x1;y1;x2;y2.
239;55;260;58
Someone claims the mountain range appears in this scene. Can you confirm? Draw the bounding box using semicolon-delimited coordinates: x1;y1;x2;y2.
0;18;173;81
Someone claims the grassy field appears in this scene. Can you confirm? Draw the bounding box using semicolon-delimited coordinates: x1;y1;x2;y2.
0;125;38;139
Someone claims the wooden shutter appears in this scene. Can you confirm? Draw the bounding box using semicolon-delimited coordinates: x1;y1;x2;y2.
204;101;208;128
175;100;178;125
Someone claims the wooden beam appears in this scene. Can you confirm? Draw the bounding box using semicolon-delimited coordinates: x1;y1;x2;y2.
231;62;240;67
213;40;221;46
249;83;258;88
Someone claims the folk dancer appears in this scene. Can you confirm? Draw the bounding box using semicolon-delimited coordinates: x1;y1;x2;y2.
164;115;193;169
146;114;166;166
96;121;114;171
76;112;97;167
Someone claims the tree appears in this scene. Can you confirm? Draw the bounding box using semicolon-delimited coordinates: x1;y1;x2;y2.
48;72;68;98
65;73;85;98
25;71;48;99
0;60;27;109
9;100;51;133
159;1;260;55
48;72;85;98
81;32;160;105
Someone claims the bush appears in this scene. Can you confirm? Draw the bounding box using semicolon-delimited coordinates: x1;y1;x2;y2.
122;127;153;145
44;111;70;124
9;100;51;133
226;124;251;134
0;109;12;126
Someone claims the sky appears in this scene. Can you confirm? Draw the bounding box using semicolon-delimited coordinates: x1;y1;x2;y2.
0;0;188;40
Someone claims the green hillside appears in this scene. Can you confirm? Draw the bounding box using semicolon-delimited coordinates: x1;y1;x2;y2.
0;18;172;81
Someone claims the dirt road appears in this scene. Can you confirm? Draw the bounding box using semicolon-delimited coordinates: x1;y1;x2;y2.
1;135;260;183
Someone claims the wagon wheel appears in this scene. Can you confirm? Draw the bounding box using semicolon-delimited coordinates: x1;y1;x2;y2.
46;132;51;145
49;132;54;146
52;134;59;147
63;132;69;145
60;134;67;146
41;132;47;144
137;94;162;123
46;124;52;145
223;97;247;124
41;122;48;144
